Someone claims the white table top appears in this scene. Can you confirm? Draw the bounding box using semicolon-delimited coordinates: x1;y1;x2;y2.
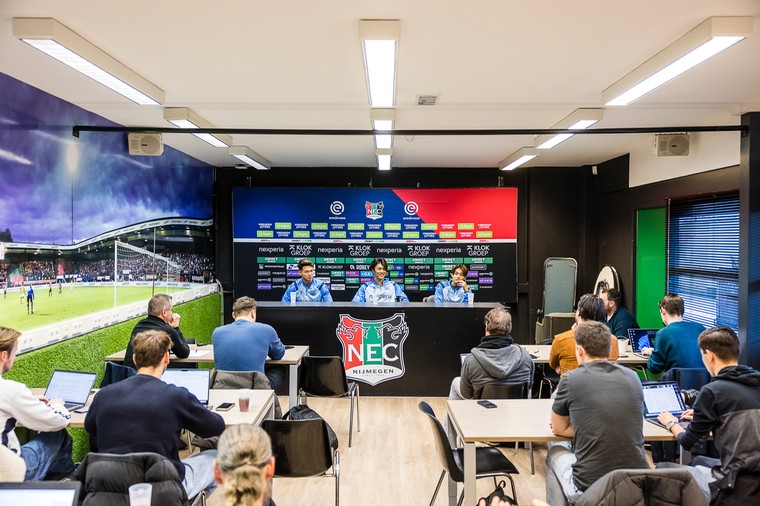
105;344;309;365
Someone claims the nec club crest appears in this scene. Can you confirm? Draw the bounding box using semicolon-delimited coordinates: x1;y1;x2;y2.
364;201;384;220
336;313;408;385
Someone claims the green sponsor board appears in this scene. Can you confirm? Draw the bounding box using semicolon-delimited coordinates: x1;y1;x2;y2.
256;230;274;238
439;231;456;238
348;223;365;230
458;223;475;230
404;277;418;284
405;257;434;264
402;231;420;239
434;257;464;264
388;271;402;278
329;231;347;238
311;223;329;230
384;223;401;230
349;257;373;264
317;257;344;263
293;231;310;238
365;231;383;238
345;278;361;285
330;270;345;277
475;231;493;238
274;222;291;229
467;257;494;264
384;258;402;264
421;223;437;230
256;257;287;263
434;270;450;277
420;284;436;291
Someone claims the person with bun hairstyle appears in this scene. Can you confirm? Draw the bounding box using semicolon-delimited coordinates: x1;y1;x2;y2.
210;425;275;506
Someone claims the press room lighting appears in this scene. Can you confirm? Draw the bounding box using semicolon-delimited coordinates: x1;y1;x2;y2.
13;18;164;106
371;108;395;149
376;148;393;171
163;108;232;148
534;108;604;149
603;16;752;106
499;147;539;171
229;146;271;170
360;20;400;108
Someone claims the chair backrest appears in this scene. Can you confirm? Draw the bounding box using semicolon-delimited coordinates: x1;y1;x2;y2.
300;356;349;397
210;369;271;390
481;382;528;400
417;402;464;483
100;361;136;388
662;368;711;391
575;467;707;506
422;295;435;303
73;452;188;506
262;419;334;478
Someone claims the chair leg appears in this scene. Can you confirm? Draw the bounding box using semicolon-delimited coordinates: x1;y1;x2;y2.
430;470;446;506
506;475;517;504
349;391;354;447
529;441;535;475
355;385;360;432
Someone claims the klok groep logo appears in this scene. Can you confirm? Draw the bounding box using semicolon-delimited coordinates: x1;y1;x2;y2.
336;313;408;386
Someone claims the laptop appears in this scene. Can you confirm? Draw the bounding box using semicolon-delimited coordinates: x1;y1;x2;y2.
628;328;658;354
642;381;689;429
44;370;97;411
0;480;80;505
161;369;211;405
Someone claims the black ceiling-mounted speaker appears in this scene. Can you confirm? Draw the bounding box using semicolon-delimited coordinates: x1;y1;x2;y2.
128;133;164;156
653;133;690;156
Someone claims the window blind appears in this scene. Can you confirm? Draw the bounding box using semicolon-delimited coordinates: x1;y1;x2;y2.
667;193;739;332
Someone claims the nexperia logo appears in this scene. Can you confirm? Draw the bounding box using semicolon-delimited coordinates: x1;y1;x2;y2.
336;313;408;386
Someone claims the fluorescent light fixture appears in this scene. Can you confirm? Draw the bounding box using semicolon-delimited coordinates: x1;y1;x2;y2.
603;17;752;106
163;108;232;147
13;18;164;105
499;147;539;171
229;146;271;170
371;108;395;149
535;108;603;149
360;20;400;108
376;148;393;171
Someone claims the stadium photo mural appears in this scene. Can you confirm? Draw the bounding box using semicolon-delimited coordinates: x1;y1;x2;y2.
0;72;215;331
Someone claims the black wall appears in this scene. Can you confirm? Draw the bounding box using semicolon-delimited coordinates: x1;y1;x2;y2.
214;165;597;344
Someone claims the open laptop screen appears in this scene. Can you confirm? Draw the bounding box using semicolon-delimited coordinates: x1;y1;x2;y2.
161;369;210;404
44;370;97;407
0;481;80;505
627;328;658;352
642;381;687;419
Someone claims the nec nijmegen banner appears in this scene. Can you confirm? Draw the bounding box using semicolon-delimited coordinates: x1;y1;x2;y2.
232;187;517;303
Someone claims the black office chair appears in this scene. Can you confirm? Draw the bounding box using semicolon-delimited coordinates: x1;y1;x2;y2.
299;356;360;447
418;401;518;506
99;361;136;388
262;418;340;506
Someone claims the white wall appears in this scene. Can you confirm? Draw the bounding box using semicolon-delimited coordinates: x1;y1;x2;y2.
628;131;740;187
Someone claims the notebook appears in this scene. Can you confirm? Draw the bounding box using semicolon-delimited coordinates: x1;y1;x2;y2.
0;480;80;505
627;328;658;353
44;370;97;411
642;381;688;428
161;369;210;405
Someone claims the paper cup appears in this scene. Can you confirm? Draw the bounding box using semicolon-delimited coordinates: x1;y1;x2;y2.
618;338;628;355
238;389;252;412
129;483;152;506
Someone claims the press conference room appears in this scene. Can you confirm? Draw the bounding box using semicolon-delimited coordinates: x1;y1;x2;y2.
2;1;760;505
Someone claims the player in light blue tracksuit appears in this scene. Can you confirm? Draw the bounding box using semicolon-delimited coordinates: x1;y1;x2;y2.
435;263;471;303
352;258;409;303
282;259;333;302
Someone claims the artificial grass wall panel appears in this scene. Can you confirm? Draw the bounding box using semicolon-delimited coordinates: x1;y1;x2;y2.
4;292;221;461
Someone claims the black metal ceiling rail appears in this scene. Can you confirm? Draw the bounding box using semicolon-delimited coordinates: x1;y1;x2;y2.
72;124;746;137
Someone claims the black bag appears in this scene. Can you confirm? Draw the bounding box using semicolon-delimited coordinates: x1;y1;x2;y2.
477;480;516;505
283;404;339;450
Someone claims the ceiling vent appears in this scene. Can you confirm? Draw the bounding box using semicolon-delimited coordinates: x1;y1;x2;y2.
653;133;690;156
128;133;164;156
415;94;440;106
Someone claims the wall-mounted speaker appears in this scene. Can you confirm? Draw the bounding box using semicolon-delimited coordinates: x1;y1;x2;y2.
653;133;690;157
128;133;164;156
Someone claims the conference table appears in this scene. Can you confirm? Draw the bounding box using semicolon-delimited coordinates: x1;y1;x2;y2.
445;398;674;506
524;344;650;366
104;344;309;409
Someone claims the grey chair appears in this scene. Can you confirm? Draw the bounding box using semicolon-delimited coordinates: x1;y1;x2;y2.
418;401;518;506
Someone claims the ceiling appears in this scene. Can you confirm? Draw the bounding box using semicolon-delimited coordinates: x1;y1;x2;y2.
1;0;759;170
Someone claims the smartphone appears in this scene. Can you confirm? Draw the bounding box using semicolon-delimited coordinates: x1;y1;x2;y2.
216;402;235;411
74;406;90;413
477;400;497;409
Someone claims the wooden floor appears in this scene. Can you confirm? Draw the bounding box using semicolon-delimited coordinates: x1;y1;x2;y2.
269;396;549;506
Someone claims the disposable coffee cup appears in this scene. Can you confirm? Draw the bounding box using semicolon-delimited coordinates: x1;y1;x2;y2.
129;483;152;506
290;294;297;305
618;338;628;355
238;389;252;412
468;292;474;306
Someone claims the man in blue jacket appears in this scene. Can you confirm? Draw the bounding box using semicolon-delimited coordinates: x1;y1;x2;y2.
600;288;638;339
642;293;706;374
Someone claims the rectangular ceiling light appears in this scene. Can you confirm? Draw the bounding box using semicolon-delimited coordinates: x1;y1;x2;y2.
13;18;164;106
603;17;752;106
360;20;400;108
376;148;393;171
230;146;271;170
164;107;232;147
535;108;604;149
371;108;395;149
499;147;539;171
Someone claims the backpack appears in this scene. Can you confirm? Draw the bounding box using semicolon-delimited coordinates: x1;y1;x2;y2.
283;404;339;450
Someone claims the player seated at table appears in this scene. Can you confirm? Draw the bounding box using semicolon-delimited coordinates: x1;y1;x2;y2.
352;257;409;303
656;326;760;504
0;326;75;481
281;259;332;303
434;263;471;303
546;321;649;504
549;293;619;377
641;293;706;374
212;296;286;390
85;330;225;502
209;425;276;506
449;307;533;399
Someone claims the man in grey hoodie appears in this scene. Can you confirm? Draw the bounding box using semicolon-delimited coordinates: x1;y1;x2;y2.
449;306;534;399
